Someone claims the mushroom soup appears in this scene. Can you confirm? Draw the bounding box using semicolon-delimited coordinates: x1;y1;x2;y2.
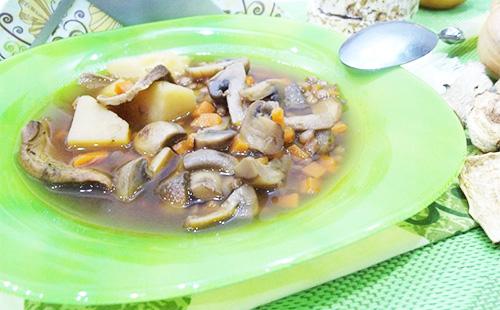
18;52;348;232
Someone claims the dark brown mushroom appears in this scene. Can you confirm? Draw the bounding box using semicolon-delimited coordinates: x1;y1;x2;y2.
133;121;186;156
184;184;258;229
183;149;238;174
113;157;149;202
194;129;237;150
19;120;113;190
282;82;311;114
240;100;284;155
207;62;246;124
97;65;170;106
155;171;189;208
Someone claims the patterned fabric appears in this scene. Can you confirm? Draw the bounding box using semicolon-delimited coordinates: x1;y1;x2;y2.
259;228;500;310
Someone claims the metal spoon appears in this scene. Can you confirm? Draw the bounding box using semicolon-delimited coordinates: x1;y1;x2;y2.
339;21;465;70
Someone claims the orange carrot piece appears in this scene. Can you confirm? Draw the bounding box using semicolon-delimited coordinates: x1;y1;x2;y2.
283;126;295;144
230;135;249;154
245;75;255;86
300;177;321;194
331;122;348;135
72;151;109;168
319;155;337;172
287;144;310;159
114;80;134;94
173;134;195;155
192;101;216;118
190;113;222;128
271;107;285;127
302;161;326;178
273;193;300;208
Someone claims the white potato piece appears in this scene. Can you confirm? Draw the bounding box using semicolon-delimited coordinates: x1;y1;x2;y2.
67;96;130;148
133;81;196;123
106;51;190;80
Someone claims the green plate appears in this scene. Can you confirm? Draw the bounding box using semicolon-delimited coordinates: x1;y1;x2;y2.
0;15;465;305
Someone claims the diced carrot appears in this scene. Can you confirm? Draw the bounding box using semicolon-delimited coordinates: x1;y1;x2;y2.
319;155;337;172
302;161;326;178
331;122;348;135
245;75;255;86
287;144;310;159
271;107;285;127
257;157;269;165
272;193;300;208
283;126;295;144
72;151;109;168
300;177;321;194
230;135;249;154
114;80;134;94
192;101;215;118
173;134;195;155
190;113;222;128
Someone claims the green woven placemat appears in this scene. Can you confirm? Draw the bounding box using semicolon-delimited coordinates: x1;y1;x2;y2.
260;228;499;310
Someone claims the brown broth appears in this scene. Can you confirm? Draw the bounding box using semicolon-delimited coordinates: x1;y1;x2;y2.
33;65;347;233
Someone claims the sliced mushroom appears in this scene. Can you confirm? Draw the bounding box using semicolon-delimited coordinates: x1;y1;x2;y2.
78;72;116;89
284;98;342;130
235;157;286;189
208;116;230;130
190;170;223;200
221;176;242;197
133;121;186;156
97;65;170;106
207;62;246;124
299;129;315;144
19;120;112;190
183;149;238;174
239;79;288;101
282;82;311;114
147;147;177;177
194;129;237;150
186;58;249;79
184;184;258;229
155;171;189;208
113;157;149;202
240;100;284;155
316;129;335;154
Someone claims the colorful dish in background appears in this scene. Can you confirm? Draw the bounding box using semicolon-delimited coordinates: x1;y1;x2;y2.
0;15;465;305
19;53;348;232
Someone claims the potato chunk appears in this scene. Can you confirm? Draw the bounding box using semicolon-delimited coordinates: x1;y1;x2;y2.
133;81;196;122
67;96;130;148
106;51;190;80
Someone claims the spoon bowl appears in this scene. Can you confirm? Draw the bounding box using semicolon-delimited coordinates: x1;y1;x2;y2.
339;21;439;70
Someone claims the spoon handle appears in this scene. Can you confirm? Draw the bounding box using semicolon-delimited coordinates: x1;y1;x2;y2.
438;27;466;44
